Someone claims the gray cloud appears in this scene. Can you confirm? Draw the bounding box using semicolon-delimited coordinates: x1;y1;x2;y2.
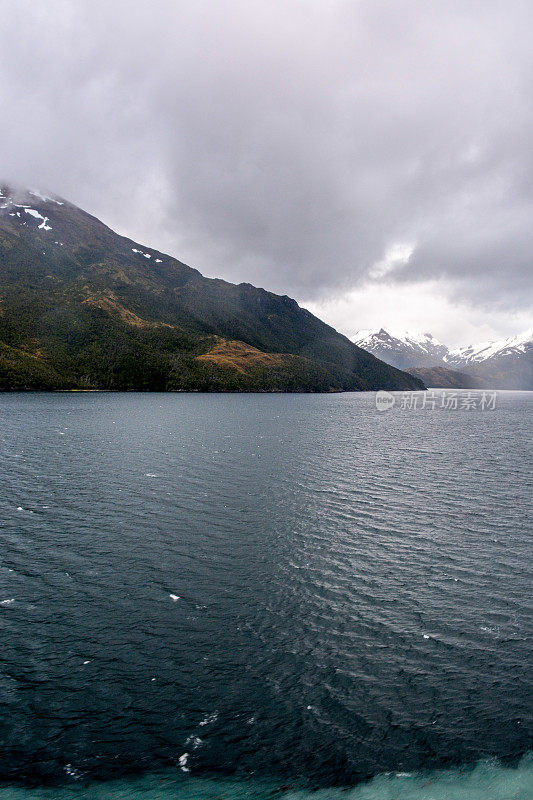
1;0;532;323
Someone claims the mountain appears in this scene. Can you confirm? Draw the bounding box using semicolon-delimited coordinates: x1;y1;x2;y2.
0;185;423;392
445;329;533;365
352;329;449;370
353;328;533;389
407;366;485;390
445;330;533;390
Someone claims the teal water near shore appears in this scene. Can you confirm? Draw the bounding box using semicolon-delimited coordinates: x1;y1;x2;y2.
0;756;532;799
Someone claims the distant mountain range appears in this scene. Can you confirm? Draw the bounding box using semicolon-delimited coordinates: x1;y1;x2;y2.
353;329;533;389
353;330;449;371
0;185;423;392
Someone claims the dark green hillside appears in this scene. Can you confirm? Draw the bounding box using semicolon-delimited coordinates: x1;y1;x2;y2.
0;185;424;392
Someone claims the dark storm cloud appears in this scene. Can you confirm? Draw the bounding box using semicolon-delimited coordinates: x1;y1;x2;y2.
1;0;532;311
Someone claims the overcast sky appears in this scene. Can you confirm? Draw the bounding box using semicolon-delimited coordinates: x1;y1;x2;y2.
2;0;532;345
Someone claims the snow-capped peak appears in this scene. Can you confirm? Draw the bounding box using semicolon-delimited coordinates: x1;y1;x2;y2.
354;328;444;347
389;330;445;347
445;328;533;365
352;328;449;370
352;326;532;372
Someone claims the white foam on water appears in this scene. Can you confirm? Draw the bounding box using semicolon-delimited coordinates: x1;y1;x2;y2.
0;755;530;798
63;763;83;781
198;710;219;726
0;599;15;606
185;736;203;750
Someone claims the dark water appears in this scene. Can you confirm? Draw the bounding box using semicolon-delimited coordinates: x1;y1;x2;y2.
0;391;531;798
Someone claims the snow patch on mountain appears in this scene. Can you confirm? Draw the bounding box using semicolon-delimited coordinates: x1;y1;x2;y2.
24;208;52;230
132;248;151;259
28;189;64;205
0;187;59;233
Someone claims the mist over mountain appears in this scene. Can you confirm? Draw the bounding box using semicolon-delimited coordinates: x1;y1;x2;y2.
353;328;533;389
0;186;423;392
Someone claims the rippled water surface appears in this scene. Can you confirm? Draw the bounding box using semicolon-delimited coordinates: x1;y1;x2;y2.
0;391;531;796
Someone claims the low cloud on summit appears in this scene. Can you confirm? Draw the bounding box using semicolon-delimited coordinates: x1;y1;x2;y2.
1;0;532;344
